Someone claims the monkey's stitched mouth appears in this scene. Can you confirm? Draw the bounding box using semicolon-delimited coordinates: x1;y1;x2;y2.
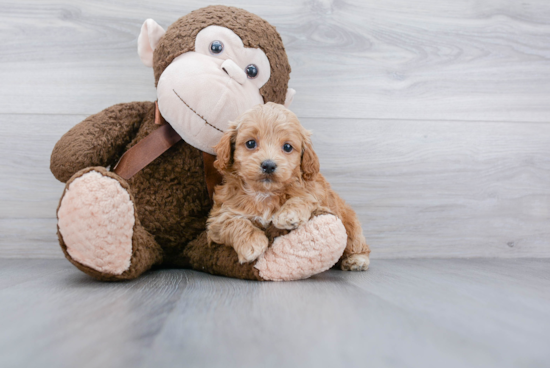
172;89;224;133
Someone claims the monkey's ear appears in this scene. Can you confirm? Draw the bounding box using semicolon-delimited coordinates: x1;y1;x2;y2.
284;88;296;108
213;128;236;173
301;134;320;181
138;19;166;68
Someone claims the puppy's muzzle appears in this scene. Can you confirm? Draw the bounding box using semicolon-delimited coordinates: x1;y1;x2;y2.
261;160;277;174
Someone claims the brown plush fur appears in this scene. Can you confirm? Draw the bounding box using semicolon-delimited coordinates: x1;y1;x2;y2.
53;103;267;281
51;102;151;182
153;5;291;105
207;103;370;267
52;102;212;251
50;6;293;281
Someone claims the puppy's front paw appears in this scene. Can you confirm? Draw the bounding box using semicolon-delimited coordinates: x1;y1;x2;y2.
340;253;370;271
234;232;269;264
272;207;309;230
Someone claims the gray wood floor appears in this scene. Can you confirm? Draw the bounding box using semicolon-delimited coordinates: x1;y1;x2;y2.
1;258;549;368
1;0;550;258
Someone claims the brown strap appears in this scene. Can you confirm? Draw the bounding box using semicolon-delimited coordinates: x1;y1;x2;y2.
113;124;182;180
113;102;223;202
113;102;182;180
202;152;224;202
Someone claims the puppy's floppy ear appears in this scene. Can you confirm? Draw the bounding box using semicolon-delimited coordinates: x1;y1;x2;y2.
301;133;320;181
214;126;236;173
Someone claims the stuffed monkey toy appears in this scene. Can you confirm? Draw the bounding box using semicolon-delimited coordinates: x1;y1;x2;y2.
50;5;348;281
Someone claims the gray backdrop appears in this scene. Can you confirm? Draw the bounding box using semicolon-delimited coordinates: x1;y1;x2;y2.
1;0;549;259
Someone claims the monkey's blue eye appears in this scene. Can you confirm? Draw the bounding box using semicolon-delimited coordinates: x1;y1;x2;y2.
246;64;258;79
246;140;257;149
283;143;293;153
210;40;224;54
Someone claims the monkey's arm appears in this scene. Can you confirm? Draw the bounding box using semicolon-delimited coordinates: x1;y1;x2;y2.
50;101;153;182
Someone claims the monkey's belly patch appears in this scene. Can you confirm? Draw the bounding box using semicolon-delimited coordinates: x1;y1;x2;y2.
255;214;347;281
58;171;134;275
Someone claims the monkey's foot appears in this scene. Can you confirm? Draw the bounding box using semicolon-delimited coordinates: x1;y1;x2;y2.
255;214;347;281
57;168;135;276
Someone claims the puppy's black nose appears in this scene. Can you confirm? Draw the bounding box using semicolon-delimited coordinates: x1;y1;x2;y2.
261;160;277;174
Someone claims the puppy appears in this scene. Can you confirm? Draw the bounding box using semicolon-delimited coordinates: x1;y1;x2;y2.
207;102;370;271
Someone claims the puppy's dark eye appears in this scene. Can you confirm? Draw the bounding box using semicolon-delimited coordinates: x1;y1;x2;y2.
210;40;224;54
246;140;257;149
283;143;293;153
246;64;258;79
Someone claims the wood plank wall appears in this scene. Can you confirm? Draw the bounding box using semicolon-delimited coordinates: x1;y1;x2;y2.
1;0;549;258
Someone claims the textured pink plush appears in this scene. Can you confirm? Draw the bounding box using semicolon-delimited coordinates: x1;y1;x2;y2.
57;171;135;275
255;215;347;281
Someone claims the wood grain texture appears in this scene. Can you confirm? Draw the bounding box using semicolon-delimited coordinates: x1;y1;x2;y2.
0;259;549;368
1;0;550;259
307;118;550;258
0;114;77;258
1;114;549;258
1;0;550;121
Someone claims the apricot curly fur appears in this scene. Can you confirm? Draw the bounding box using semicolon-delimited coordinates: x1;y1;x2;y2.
207;103;370;266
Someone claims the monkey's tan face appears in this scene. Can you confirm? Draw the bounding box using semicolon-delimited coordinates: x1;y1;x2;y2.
231;108;304;193
156;26;270;155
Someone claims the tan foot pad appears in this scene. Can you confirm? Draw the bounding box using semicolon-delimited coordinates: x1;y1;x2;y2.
58;171;134;275
255;214;347;281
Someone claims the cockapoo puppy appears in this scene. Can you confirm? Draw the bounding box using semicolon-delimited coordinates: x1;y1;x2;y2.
207;103;370;271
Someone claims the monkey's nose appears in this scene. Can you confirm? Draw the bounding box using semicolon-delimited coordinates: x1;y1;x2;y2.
261;160;277;174
221;59;246;85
